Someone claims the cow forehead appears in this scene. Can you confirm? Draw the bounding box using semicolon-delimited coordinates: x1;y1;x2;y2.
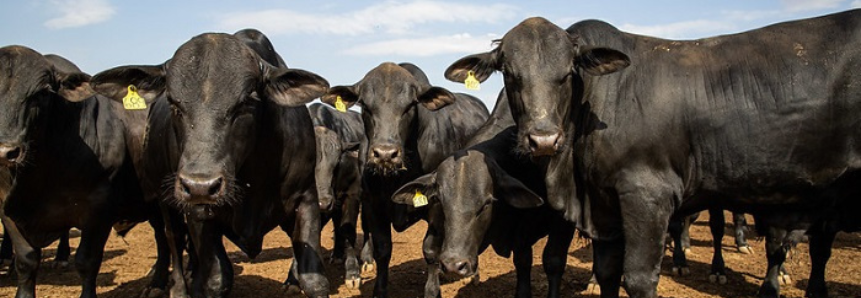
438;153;492;203
0;46;52;100
166;34;260;105
357;63;420;106
501;21;576;70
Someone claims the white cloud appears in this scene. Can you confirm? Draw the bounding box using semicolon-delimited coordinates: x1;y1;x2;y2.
780;0;844;12
620;20;738;39
217;1;518;36
44;0;115;29
344;33;499;57
852;0;861;8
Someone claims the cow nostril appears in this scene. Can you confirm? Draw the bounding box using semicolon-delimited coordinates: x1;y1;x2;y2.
207;177;223;196
373;149;381;158
5;147;20;160
390;150;399;159
455;261;469;274
180;180;192;196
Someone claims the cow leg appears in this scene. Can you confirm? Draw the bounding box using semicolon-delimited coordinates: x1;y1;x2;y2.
543;223;575;298
291;193;330;298
186;217;232;298
340;194;362;289
52;231;71;269
366;204;393;298
3;216;41;298
618;184;674;298
1;226;13;274
140;215;171;298
758;226;789;298
422;206;443;298
360;226;374;274
513;245;533;298
592;239;623;298
681;212;696;253
805;228;836;298
161;206;190;298
667;216;690;276
705;208;727;284
733;213;753;254
75;222;112;298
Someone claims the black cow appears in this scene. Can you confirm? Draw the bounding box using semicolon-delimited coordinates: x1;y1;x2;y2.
393;86;576;298
308;102;370;288
446;10;861;298
91;31;331;298
322;62;489;298
0;46;153;298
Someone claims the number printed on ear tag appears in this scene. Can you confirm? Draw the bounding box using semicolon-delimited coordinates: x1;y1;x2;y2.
413;190;428;207
123;85;147;110
464;70;480;90
335;95;347;113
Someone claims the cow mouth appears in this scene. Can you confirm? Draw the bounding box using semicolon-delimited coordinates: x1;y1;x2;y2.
367;161;407;176
440;257;478;277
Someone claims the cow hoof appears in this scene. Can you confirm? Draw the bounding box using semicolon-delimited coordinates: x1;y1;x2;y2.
584;282;601;295
738;245;754;254
708;273;727;285
778;273;791;285
139;287;165;298
361;262;376;274
345;277;362;289
683;248;693;255
672;266;690;276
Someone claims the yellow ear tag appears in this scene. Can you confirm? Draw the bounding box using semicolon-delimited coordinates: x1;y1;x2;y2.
464;70;480;91
122;85;147;110
413;190;429;207
335;96;347;113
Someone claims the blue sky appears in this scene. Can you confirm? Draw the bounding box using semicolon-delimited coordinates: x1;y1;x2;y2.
2;0;860;107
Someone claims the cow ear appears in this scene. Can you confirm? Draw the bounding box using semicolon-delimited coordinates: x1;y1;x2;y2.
321;85;359;109
392;173;436;206
445;51;497;84
54;71;95;102
489;161;543;209
417;86;456;111
575;47;630;76
91;65;166;103
265;68;330;107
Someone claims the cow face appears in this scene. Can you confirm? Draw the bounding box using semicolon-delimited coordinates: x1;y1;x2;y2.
0;46;94;167
392;151;543;276
314;126;360;211
322;63;455;176
446;17;629;157
91;33;328;208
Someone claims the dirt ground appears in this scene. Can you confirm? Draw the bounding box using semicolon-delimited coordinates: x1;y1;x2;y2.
1;212;859;298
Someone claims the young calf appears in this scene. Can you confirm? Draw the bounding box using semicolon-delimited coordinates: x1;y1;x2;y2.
393;125;575;298
309;103;370;288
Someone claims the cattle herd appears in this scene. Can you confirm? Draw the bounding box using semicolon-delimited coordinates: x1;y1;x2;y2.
1;8;860;298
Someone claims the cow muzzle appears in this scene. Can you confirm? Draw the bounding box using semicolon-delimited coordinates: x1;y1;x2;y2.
527;132;562;157
176;172;226;204
368;144;405;175
0;143;25;166
441;256;476;277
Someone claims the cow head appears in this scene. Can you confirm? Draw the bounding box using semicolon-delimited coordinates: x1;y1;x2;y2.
445;17;629;157
314;126;360;211
392;151;543;276
0;46;94;167
322;62;455;176
92;33;328;207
